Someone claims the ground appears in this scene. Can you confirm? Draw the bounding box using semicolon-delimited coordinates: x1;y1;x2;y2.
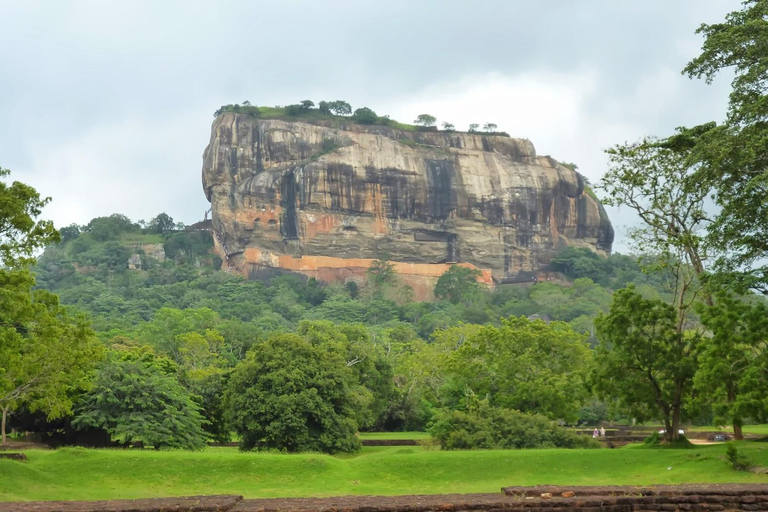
2;441;768;502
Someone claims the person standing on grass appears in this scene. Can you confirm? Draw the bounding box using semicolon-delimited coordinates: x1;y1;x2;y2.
600;426;606;437
593;428;599;438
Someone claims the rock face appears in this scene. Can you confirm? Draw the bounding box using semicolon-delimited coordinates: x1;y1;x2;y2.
202;112;613;298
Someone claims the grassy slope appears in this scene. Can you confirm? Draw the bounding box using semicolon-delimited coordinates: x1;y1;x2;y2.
2;443;768;502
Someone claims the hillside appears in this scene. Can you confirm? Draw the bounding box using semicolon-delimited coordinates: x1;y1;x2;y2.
34;214;664;342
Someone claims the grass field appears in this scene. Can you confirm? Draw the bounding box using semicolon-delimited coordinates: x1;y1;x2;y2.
2;442;768;502
689;425;768;435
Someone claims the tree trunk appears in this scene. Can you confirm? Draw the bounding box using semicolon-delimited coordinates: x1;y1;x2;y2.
1;407;7;446
734;422;744;441
671;405;682;442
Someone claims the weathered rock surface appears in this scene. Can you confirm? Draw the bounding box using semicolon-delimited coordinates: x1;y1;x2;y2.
202;113;613;297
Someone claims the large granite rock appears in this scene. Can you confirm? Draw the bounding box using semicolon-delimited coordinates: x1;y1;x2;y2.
202;112;613;298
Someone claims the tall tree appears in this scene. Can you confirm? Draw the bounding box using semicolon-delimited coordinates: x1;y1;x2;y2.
681;0;768;291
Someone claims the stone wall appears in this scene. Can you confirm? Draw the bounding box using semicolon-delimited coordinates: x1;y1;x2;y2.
4;485;768;512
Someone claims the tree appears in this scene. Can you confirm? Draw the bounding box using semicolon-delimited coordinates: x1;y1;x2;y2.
1;167;59;266
318;100;331;114
0;270;101;444
441;122;455;131
299;100;315;109
328;100;352;116
468;123;479;132
352;107;378;125
366;259;399;300
73;355;207;449
224;333;361;453
444;317;592;422
434;265;482;304
242;100;251;106
592;286;699;442
58;224;81;244
695;293;768;439
483;122;498;132
0;167;98;444
414;114;437;127
677;0;768;291
147;213;176;234
297;320;395;429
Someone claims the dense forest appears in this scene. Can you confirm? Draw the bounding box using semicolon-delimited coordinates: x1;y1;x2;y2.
23;213;666;444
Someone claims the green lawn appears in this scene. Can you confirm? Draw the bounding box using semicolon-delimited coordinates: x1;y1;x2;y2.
358;431;431;440
2;443;768;502
689;425;768;435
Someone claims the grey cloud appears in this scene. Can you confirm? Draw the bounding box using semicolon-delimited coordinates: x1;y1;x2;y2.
0;0;742;247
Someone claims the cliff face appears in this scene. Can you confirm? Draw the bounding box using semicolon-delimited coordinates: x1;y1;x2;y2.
202;112;613;298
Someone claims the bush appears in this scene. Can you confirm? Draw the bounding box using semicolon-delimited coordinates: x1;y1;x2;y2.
726;444;754;471
429;402;599;450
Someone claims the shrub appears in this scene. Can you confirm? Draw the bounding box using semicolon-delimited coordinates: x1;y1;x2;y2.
429;402;599;450
726;444;754;471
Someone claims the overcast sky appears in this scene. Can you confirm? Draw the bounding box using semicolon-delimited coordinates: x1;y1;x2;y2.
0;1;739;251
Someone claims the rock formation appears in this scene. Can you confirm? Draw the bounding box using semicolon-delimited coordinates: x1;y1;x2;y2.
202;112;613;299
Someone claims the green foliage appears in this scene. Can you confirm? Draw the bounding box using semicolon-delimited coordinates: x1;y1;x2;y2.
434;265;481;305
0;166;59;266
593;286;699;441
0;268;102;443
224;333;362;453
414;114;437;127
468;123;479;132
146;213;176;234
695;293;768;437
441;317;592;422
73;355;207;450
352;107;378;125
647;1;768;290
429;401;598;450
441;122;455;131
327;100;352;116
482;122;498;132
726;444;755;471
162;230;213;262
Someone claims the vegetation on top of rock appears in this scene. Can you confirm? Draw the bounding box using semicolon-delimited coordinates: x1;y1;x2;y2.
213;100;510;135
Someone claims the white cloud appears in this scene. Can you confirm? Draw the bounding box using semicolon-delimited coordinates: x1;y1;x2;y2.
15;110;212;228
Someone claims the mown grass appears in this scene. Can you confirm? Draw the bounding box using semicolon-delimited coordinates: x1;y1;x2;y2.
2;443;768;502
690;425;768;435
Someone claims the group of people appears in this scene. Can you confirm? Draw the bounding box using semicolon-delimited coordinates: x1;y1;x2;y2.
592;426;606;438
